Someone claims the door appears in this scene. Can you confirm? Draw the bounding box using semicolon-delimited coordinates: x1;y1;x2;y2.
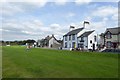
113;42;117;49
93;43;95;51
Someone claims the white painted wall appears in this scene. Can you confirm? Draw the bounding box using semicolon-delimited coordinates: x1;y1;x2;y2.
88;31;97;50
75;34;78;48
67;36;69;48
83;37;88;50
63;28;98;50
63;34;78;49
63;36;67;48
77;31;97;50
49;37;61;48
49;38;54;47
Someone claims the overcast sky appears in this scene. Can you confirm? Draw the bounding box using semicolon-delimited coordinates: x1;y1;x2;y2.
0;0;119;41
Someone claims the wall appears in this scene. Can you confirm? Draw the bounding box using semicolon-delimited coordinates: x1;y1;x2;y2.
63;34;78;49
83;37;88;50
49;38;54;48
77;37;88;50
49;37;61;48
106;35;118;42
119;34;120;49
88;31;97;50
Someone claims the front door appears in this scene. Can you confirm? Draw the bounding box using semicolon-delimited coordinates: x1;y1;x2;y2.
113;42;117;49
93;43;95;51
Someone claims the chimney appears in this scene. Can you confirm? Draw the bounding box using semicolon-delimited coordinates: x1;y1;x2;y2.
52;34;54;37
69;25;75;31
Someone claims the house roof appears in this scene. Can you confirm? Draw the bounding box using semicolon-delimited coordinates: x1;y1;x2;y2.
49;35;62;44
45;35;51;40
78;30;94;38
64;27;84;36
105;27;120;34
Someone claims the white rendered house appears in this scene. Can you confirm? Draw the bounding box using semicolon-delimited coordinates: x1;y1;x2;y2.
63;26;98;50
63;27;84;50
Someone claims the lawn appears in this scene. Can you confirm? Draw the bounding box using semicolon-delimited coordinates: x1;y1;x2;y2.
2;46;119;78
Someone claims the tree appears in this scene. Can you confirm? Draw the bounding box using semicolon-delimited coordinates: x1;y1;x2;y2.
26;39;36;43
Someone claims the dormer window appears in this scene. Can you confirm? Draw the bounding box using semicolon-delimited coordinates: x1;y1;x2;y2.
106;31;112;39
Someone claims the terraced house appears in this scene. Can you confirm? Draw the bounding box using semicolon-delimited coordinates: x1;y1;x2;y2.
63;26;98;50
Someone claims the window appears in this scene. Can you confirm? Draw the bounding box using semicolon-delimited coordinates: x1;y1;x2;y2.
69;35;71;40
78;43;80;48
72;34;75;40
90;40;92;44
65;36;67;41
80;43;84;48
78;43;84;48
80;37;84;42
107;41;111;48
106;32;112;39
65;42;67;48
81;37;84;41
72;42;75;48
94;36;97;42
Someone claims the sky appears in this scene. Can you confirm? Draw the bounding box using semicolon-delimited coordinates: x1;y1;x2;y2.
0;0;119;41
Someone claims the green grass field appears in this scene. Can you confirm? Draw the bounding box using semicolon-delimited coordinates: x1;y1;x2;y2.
2;46;119;78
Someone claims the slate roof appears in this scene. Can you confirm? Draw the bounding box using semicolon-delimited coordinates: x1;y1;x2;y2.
105;27;120;34
78;30;94;38
64;27;84;36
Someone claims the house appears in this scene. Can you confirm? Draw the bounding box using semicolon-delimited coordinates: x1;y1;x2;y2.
101;27;120;49
63;27;83;50
37;35;62;49
49;34;62;49
77;30;97;50
63;26;98;50
37;36;51;47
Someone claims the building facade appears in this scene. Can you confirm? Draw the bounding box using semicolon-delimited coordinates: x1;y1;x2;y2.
103;27;120;49
49;35;62;49
63;26;98;50
77;31;97;50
